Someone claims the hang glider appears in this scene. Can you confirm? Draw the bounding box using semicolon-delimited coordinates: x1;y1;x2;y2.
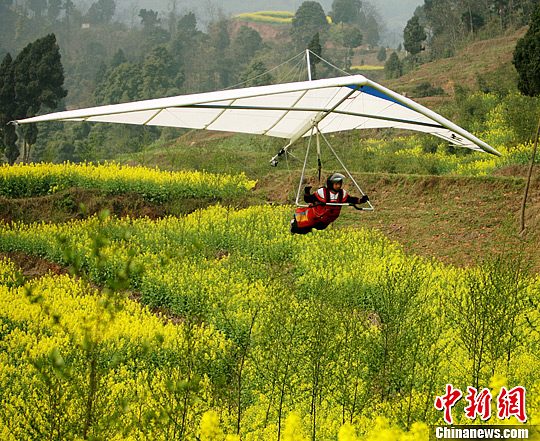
13;74;501;157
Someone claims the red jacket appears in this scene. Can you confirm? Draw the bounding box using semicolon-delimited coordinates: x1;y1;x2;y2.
294;187;361;229
306;187;350;224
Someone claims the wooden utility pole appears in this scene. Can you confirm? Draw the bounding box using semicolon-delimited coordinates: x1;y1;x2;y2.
520;116;540;234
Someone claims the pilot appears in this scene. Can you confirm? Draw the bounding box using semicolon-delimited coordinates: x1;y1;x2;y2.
290;173;369;234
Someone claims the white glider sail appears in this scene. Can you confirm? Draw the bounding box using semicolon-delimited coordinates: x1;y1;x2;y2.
13;74;501;156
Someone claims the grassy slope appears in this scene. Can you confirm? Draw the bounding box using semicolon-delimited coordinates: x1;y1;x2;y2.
259;170;540;271
4;141;538;271
385;27;528;96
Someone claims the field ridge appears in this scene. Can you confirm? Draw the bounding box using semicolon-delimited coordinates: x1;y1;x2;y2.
1;171;538;271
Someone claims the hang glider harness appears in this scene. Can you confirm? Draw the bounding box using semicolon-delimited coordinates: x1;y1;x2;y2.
270;50;374;212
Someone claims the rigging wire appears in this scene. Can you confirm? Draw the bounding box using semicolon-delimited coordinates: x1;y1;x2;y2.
307;50;352;77
224;49;352;92
295;127;314;206
278;54;306;84
319;130;373;210
296;54;308;82
223;52;305;90
293;128;374;210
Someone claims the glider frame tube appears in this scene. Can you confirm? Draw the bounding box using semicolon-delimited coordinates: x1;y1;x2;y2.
294;125;374;211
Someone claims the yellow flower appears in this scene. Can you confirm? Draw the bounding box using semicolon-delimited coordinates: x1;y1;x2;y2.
200;410;223;441
282;412;308;441
338;422;359;441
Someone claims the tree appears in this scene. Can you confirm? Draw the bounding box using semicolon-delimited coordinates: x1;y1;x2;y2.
461;10;485;34
342;25;362;48
28;0;47;17
0;53;18;164
358;6;380;46
292;1;329;50
240;61;273;87
307;33;322;80
208;19;230;52
0;2;16;53
62;0;75;36
377;46;387;62
47;0;62;22
85;0;116;25
94;62;142;104
232;26;263;65
170;12;200;64
514;6;540;97
177;11;197;36
513;3;540;233
139;8;160;29
403;15;426;56
208;19;232;88
342;26;362;70
384;52;402;79
141;46;176;99
0;0;13;8
331;0;362;24
56;140;78;162
111;48;126;67
421;0;463;57
13;34;67;162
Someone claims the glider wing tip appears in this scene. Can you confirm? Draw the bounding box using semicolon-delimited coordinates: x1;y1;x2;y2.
487;146;502;157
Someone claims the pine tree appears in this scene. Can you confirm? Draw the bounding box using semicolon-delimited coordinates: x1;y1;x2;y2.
0;53;18;164
384;52;402;79
12;34;67;162
513;5;540;97
292;1;329;51
403;15;426;56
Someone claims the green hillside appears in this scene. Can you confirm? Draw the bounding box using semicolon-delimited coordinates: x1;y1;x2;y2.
234;10;294;24
385;27;528;97
2;131;538;272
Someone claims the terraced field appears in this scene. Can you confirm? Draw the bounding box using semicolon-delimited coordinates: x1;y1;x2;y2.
0;163;538;440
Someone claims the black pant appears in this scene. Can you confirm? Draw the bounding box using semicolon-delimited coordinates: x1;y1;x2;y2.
290;219;330;235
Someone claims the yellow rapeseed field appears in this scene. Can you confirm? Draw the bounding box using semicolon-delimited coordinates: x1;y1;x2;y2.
0;200;539;439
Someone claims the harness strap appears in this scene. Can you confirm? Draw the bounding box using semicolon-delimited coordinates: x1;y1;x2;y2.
322;188;343;204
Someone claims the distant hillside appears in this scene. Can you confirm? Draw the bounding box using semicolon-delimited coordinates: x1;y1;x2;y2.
230;15;291;41
385;27;528;97
226;18;527;92
109;0;423;45
234;10;293;24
